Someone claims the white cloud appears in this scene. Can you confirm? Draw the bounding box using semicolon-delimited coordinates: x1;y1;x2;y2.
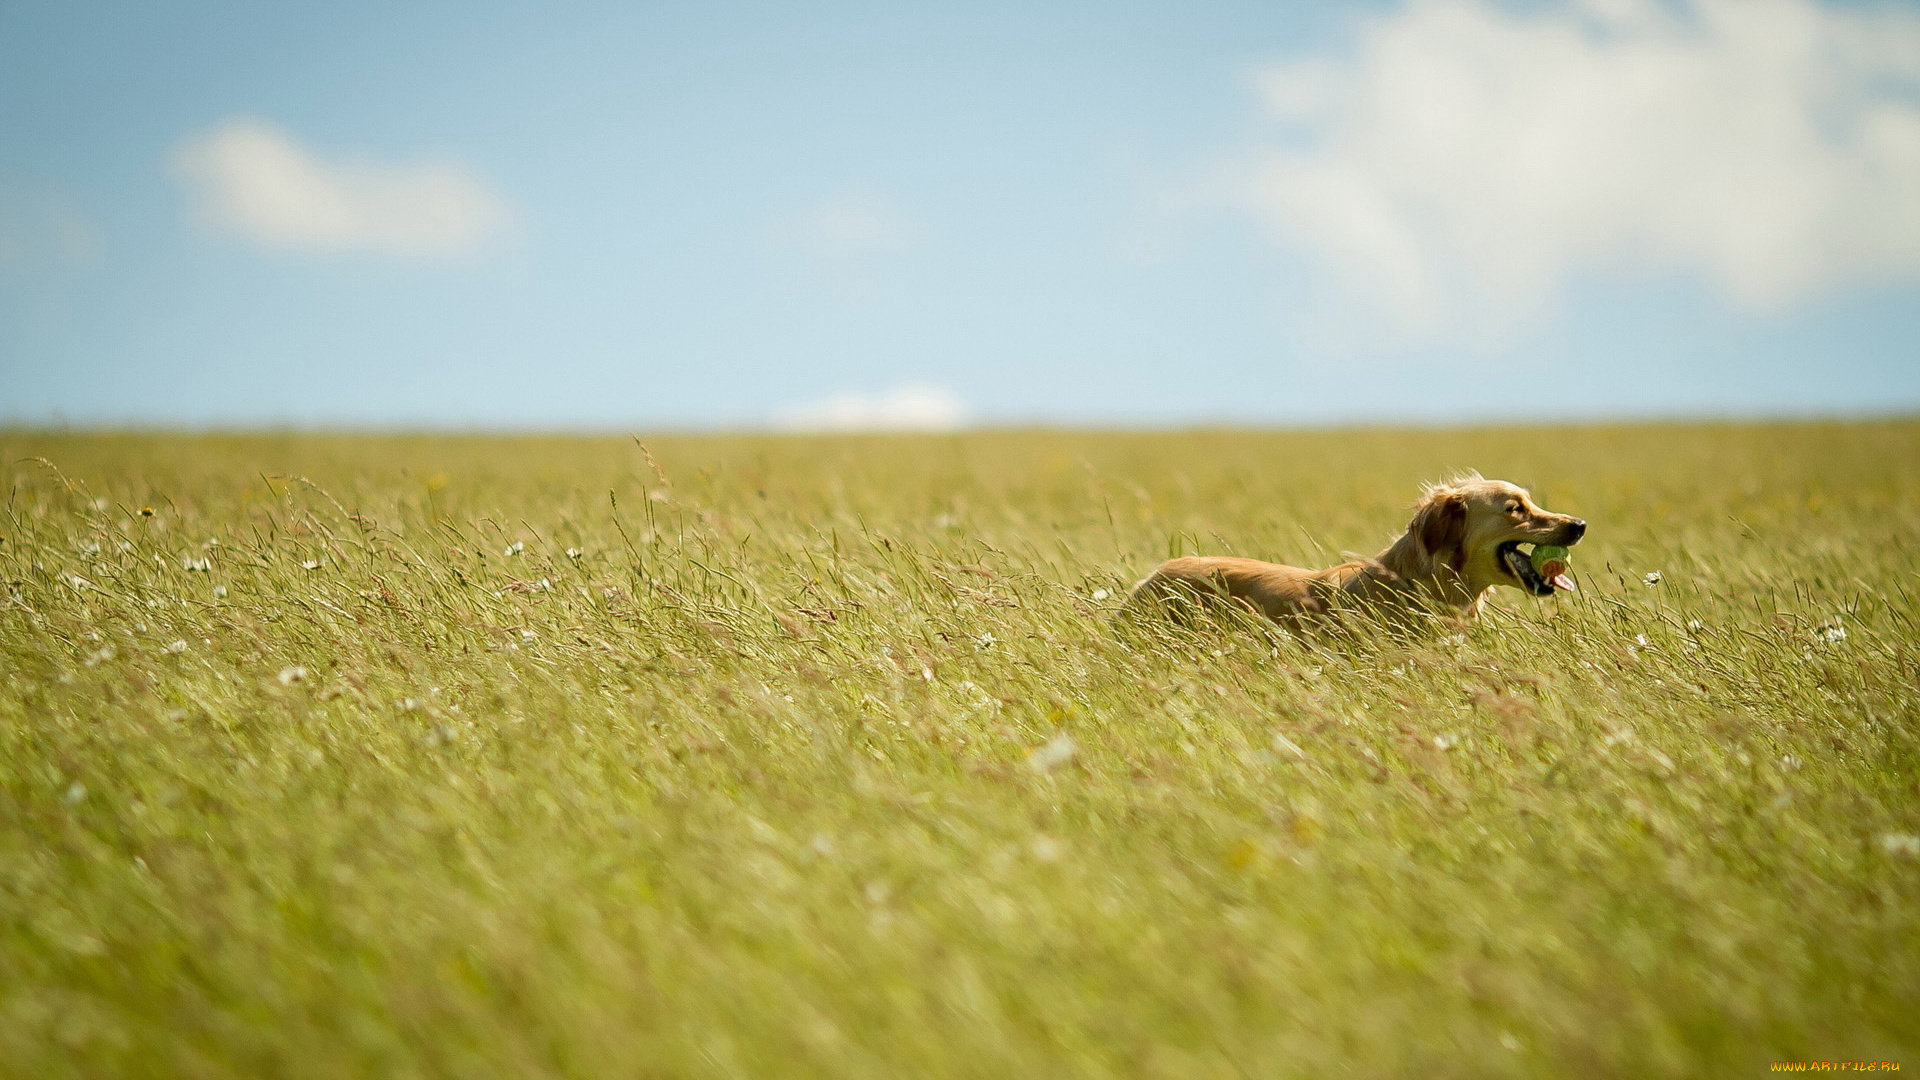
171;117;510;257
1234;0;1920;347
773;384;970;432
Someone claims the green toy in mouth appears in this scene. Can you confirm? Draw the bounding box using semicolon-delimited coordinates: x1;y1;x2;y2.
1529;544;1576;592
1497;541;1578;595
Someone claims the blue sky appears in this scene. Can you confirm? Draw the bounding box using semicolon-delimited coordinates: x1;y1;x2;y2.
3;0;1918;429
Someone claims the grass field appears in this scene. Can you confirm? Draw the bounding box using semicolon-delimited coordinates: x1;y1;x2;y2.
2;422;1917;1078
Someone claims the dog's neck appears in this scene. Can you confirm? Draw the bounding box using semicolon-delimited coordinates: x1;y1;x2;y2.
1345;531;1489;617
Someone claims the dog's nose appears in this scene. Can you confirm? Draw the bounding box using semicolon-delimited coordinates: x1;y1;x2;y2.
1565;519;1587;543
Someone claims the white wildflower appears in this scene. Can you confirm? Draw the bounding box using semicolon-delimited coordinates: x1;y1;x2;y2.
1643;572;1662;586
975;632;996;647
65;574;92;590
1433;733;1458;751
63;781;87;804
921;666;935;681
1820;625;1847;643
1026;732;1076;773
520;629;537;640
301;560;320;571
182;557;211;572
277;665;307;685
213;586;227;599
1091;588;1111;601
565;548;582;559
163;640;187;654
1635;634;1650;647
503;541;524;556
1879;832;1920;859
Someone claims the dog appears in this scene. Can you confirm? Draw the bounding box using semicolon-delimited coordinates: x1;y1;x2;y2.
1125;475;1585;630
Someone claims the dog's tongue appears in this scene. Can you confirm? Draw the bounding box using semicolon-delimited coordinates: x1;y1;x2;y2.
1550;572;1577;592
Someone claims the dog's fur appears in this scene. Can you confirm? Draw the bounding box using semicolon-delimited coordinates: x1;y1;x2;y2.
1126;475;1585;630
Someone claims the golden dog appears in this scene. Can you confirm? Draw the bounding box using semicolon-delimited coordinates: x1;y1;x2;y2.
1126;475;1585;629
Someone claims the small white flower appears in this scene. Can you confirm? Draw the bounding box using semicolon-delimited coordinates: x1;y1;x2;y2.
1635;634;1650;647
164;640;187;654
921;666;935;681
277;665;307;685
1820;625;1847;643
504;541;524;556
65;574;91;590
1026;732;1076;772
975;632;996;647
1643;572;1662;586
1879;832;1920;858
1687;620;1705;631
182;557;211;572
301;560;320;571
565;548;582;559
1091;588;1111;601
425;723;457;746
1433;733;1458;751
399;697;423;711
520;629;537;640
63;781;87;804
1780;754;1803;771
537;578;551;591
213;585;228;599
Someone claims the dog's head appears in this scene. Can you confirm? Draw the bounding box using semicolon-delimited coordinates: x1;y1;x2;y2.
1409;476;1586;596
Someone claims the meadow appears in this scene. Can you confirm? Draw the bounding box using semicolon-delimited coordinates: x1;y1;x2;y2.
2;422;1916;1079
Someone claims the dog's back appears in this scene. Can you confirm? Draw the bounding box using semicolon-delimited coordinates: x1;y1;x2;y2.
1126;556;1364;625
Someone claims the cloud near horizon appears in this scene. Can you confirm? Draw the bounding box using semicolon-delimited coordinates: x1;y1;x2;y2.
773;385;970;432
172;117;510;257
1236;0;1920;348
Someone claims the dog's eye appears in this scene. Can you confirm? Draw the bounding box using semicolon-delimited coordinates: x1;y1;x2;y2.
1507;503;1522;514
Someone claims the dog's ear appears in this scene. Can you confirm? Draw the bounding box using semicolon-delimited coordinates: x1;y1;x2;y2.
1414;491;1467;570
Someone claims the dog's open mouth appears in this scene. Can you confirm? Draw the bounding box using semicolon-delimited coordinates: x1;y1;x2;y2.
1499;541;1560;597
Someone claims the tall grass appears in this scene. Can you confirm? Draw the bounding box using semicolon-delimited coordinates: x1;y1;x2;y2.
2;422;1916;1078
